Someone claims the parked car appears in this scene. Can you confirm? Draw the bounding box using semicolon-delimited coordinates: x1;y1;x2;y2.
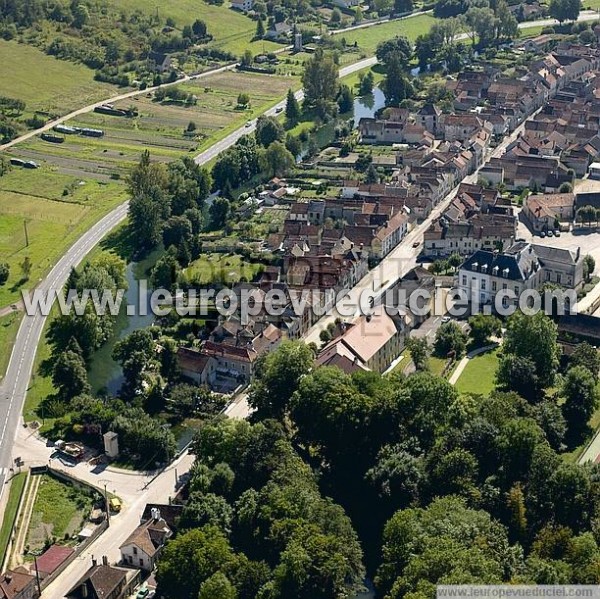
540;231;546;238
412;241;420;248
136;588;149;599
555;229;561;237
547;230;554;237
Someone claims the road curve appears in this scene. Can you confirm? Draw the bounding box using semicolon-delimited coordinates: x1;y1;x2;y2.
0;54;377;498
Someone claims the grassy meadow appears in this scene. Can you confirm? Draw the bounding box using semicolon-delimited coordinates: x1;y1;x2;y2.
334;14;437;54
0;166;127;307
0;40;117;118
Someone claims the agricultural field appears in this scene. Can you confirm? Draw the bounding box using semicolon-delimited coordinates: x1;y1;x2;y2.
0;166;127;307
0;40;118;119
26;474;95;551
10;69;302;180
334;14;437;54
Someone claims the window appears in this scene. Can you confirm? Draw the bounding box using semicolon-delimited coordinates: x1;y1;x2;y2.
133;548;138;555
514;285;519;294
502;283;507;290
557;273;562;284
481;280;487;290
139;558;144;567
492;281;497;291
462;275;467;285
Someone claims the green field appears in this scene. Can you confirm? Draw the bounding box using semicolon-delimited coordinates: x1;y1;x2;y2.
0;166;127;307
455;348;499;395
12;69;301;180
0;40;117;118
184;252;264;284
334;14;437;53
106;0;280;55
0;472;27;567
0;312;22;381
26;474;95;550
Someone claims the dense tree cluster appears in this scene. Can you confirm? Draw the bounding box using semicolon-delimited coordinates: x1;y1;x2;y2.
127;151;211;254
0;1;212;84
156;418;365;599
155;321;600;597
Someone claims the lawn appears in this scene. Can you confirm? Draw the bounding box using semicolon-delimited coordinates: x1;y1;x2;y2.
0;166;127;307
334;14;437;54
14;69;301;180
26;474;95;550
184;252;264;285
0;40;117;118
0;312;22;381
455;347;500;395
0;472;27;567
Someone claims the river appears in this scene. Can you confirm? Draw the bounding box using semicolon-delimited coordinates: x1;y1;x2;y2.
87;252;158;395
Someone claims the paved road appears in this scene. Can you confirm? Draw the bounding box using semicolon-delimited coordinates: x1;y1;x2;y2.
0;54;382;597
302;107;538;347
0;204;128;494
193;56;377;165
0;63;240;153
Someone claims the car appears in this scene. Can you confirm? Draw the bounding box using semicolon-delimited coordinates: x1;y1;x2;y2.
245;120;252;127
136;588;149;599
441;316;451;323
540;231;546;238
109;497;122;512
547;230;554;237
555;229;561;237
275;106;283;113
412;241;420;248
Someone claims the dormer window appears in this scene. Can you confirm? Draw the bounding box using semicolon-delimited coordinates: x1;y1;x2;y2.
481;264;488;273
472;262;478;271
503;268;509;278
492;266;499;275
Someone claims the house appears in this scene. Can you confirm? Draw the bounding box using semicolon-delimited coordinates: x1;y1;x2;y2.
333;0;360;7
148;51;171;73
34;545;75;580
519;35;559;54
265;22;291;40
522;192;575;232
66;558;139;599
589;162;600;179
316;305;408;373
456;241;583;307
387;266;436;326
231;0;254;11
0;569;38;599
423;213;516;258
120;508;173;572
416;103;442;136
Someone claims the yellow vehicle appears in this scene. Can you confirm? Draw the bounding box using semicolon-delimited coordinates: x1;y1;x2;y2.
109;497;122;513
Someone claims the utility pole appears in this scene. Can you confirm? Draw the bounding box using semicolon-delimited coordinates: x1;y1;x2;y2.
23;220;29;247
104;483;111;527
34;557;42;597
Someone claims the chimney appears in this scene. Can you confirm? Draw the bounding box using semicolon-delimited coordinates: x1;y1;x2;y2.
91;557;97;567
102;556;108;566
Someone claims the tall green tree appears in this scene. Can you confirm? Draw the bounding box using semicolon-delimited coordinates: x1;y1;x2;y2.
301;48;339;115
248;340;314;419
285;88;301;124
